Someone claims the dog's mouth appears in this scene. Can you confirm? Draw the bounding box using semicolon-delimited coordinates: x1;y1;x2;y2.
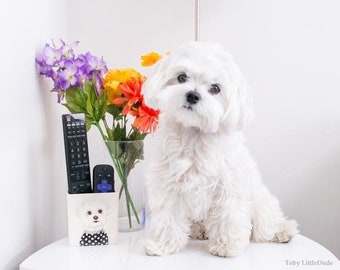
183;104;193;110
93;220;99;223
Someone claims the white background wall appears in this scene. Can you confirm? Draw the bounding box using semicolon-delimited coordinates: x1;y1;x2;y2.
0;0;68;269
0;0;339;269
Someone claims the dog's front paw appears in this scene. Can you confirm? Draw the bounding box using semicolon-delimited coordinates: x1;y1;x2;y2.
273;219;299;243
190;221;208;240
144;239;184;256
208;241;246;258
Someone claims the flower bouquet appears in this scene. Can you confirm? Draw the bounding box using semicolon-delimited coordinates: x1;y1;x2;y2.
36;39;160;230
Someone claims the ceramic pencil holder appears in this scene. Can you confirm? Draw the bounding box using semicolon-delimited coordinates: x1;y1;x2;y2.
67;192;119;247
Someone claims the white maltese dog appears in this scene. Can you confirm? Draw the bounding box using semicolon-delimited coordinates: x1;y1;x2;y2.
142;42;298;257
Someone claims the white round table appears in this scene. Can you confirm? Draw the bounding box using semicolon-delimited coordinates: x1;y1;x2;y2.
20;231;339;270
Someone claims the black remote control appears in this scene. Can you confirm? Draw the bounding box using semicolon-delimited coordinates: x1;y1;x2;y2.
93;164;115;193
62;113;92;194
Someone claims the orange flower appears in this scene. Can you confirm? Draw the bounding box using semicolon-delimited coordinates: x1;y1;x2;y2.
132;102;160;133
112;76;160;133
113;76;145;116
141;52;162;67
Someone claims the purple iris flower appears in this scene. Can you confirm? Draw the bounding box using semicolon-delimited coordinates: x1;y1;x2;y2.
51;88;66;103
86;52;108;74
60;40;79;59
76;53;90;79
35;57;54;78
58;60;80;89
42;44;63;66
36;39;108;102
51;38;66;50
84;52;108;94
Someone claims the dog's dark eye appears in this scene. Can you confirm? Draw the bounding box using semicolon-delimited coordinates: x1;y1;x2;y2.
98;209;102;214
177;73;187;83
209;84;221;95
87;211;92;215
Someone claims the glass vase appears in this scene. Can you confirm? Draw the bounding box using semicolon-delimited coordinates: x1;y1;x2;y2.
104;140;145;232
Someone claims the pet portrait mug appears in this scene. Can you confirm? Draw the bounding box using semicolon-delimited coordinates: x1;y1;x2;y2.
67;192;119;246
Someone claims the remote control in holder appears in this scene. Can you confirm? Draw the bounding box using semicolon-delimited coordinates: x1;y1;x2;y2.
62;113;92;194
93;164;115;193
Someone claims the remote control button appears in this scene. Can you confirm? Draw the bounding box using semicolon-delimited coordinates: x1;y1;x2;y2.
96;180;113;192
75;172;81;180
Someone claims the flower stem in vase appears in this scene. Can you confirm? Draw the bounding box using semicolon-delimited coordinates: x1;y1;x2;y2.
112;156;141;228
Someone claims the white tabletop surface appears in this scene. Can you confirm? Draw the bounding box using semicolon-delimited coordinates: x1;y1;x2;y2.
20;231;339;270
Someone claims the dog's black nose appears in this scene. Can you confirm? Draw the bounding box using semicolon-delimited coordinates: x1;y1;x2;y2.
186;91;201;104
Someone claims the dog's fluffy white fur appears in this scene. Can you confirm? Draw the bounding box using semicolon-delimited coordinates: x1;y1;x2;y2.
142;42;298;257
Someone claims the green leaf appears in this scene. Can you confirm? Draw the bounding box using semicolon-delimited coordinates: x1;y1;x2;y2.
107;104;122;119
62;85;100;132
85;117;93;131
94;92;108;121
112;122;126;141
84;82;95;117
129;128;147;141
63;87;87;113
106;126;114;140
82;81;108;123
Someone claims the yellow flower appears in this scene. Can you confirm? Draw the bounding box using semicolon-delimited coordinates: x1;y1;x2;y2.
141;52;163;67
103;68;141;102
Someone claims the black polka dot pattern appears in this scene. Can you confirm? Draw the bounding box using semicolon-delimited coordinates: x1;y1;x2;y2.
79;230;109;246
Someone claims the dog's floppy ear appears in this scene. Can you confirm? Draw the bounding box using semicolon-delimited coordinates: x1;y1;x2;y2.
222;75;253;132
236;76;253;130
142;54;172;109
